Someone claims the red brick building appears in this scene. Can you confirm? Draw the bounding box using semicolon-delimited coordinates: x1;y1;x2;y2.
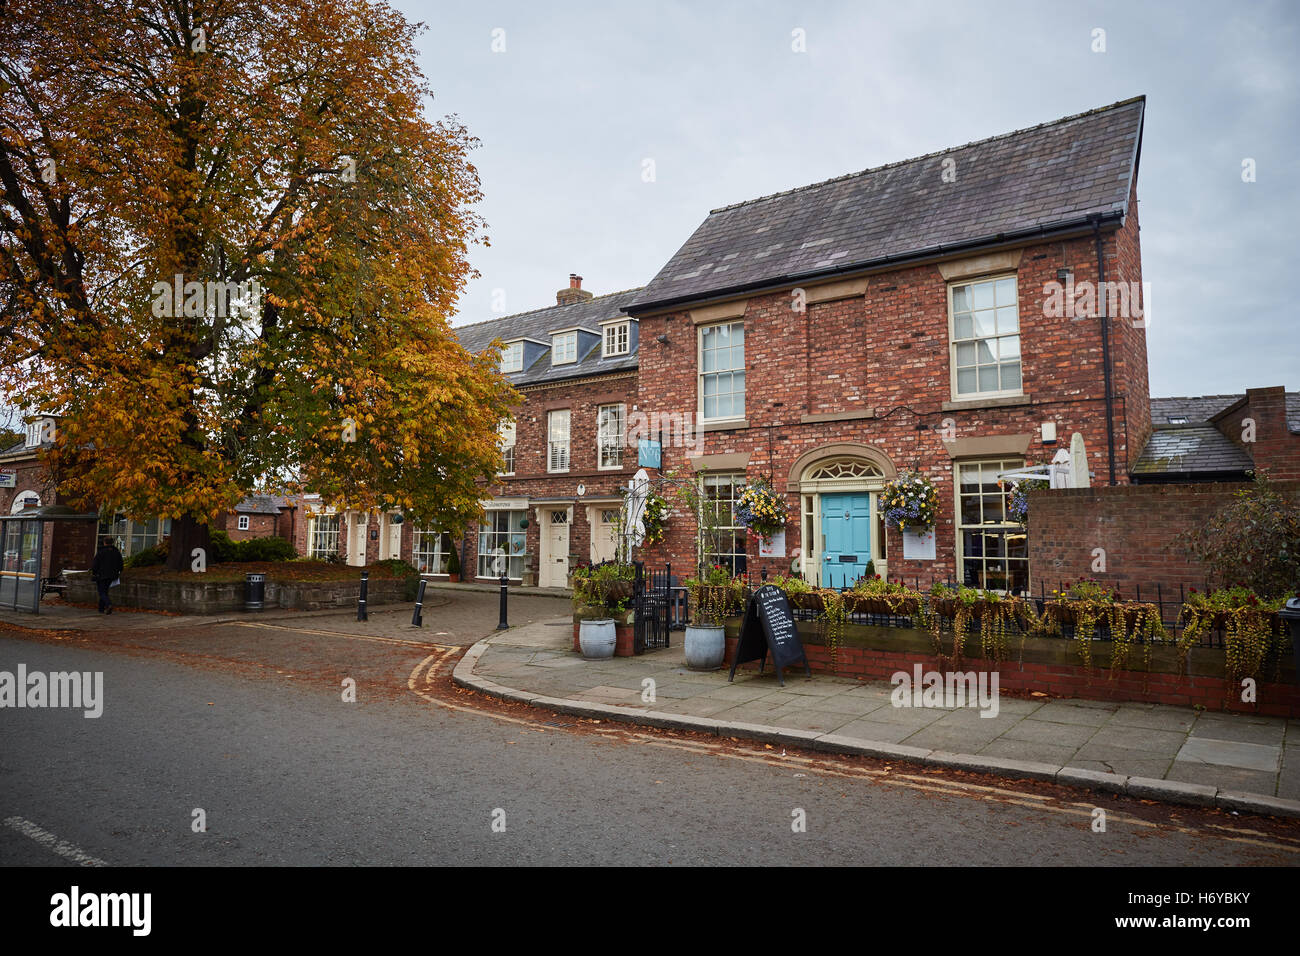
621;97;1154;593
287;277;644;585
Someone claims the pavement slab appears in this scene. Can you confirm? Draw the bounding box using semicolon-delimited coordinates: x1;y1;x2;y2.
450;619;1300;814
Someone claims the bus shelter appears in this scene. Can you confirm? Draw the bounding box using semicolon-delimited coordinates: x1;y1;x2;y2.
0;506;98;613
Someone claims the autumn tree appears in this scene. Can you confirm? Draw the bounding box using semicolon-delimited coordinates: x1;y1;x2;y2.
0;0;516;569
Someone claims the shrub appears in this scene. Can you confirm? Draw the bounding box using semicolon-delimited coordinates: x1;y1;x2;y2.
207;528;297;563
126;544;166;568
236;535;297;562
1178;473;1300;601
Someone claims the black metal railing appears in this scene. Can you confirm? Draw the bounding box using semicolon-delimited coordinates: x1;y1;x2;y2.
753;571;1233;650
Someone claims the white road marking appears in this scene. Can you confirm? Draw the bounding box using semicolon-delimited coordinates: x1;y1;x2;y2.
4;815;108;866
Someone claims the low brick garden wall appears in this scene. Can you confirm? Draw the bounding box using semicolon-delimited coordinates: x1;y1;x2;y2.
721;619;1300;718
65;571;415;615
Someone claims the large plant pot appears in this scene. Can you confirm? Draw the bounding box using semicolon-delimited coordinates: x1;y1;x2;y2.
684;625;726;671
578;619;617;660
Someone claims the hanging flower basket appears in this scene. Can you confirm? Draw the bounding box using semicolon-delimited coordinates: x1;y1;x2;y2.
1006;478;1048;527
880;470;939;532
641;491;670;545
735;477;788;541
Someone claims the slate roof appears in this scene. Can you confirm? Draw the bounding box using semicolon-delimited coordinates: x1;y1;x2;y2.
1287;394;1300;434
1149;395;1242;425
1131;426;1253;477
234;495;289;515
454;288;644;387
625;97;1145;312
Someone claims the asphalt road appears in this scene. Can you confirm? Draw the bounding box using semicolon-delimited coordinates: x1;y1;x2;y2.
2;622;1298;867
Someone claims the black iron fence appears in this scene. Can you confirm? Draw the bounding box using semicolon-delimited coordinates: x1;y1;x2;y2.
760;569;1233;650
627;564;1242;651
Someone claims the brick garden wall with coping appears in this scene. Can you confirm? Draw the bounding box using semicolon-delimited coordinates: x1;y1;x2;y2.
1027;479;1300;595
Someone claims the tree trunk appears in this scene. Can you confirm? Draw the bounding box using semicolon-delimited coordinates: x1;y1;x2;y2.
166;514;213;572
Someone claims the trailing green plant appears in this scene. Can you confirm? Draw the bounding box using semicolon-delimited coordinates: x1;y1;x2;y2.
1044;580;1166;677
1177;586;1287;693
1177;472;1300;602
925;583;1026;666
571;562;636;617
684;564;746;626
770;573;813;594
816;588;850;673
849;575;922;616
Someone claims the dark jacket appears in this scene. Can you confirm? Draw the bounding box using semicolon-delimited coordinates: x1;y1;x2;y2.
91;545;124;582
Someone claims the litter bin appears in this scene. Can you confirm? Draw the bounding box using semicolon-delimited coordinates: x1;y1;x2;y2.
245;572;266;613
1281;598;1300;684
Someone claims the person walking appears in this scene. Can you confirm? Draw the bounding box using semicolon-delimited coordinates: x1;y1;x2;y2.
91;536;124;614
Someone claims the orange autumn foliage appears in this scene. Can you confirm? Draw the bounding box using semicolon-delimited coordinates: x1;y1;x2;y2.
0;0;516;567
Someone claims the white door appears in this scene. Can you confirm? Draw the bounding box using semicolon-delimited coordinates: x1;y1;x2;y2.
591;507;619;564
379;514;402;561
348;511;368;566
540;509;570;588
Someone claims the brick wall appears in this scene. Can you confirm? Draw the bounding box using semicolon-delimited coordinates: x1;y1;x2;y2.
216;511;282;542
1027;480;1300;595
465;372;637;581
633;225;1150;585
1;451;96;575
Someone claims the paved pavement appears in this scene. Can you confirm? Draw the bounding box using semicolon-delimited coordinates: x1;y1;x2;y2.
461;617;1300;816
3;628;1297;866
2;588;570;645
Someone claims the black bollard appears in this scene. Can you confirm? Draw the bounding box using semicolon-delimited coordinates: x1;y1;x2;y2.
357;569;369;622
497;574;509;630
411;578;427;627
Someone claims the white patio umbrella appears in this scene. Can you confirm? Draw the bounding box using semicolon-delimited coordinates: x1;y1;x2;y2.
1069;432;1091;488
623;468;650;554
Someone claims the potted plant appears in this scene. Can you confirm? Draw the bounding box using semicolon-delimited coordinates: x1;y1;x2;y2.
572;562;635;659
771;573;819;610
445;546;461;583
683;564;745;670
849;575;921;616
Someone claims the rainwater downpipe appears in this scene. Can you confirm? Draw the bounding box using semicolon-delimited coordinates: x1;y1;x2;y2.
1092;214;1118;486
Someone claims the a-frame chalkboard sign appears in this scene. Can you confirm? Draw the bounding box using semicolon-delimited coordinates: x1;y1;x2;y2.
728;585;811;686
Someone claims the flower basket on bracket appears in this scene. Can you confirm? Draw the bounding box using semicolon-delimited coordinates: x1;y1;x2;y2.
880;471;939;533
735;477;787;542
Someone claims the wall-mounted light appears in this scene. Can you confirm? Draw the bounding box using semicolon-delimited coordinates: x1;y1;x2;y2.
1057;268;1073;283
656;333;669;344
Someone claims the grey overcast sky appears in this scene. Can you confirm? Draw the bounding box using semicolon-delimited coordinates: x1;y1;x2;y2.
395;0;1299;398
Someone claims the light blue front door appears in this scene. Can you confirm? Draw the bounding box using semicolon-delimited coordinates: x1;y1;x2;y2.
821;493;871;588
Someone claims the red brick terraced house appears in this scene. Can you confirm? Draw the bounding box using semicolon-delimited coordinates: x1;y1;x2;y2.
623;96;1153;594
448;278;644;585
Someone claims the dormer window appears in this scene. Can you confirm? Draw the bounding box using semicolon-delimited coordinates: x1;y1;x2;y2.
603;321;630;357
551;332;577;365
500;342;523;373
1167;416;1188;425
24;419;52;448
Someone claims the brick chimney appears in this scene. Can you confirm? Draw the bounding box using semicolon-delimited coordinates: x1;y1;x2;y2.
556;273;593;306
